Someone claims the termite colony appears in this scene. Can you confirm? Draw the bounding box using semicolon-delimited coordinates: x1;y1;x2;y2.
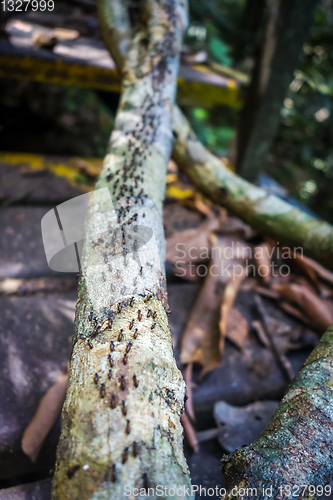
72;9;178;486
84;292;159;454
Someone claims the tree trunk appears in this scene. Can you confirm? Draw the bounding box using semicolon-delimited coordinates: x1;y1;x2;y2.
51;1;192;498
221;324;333;499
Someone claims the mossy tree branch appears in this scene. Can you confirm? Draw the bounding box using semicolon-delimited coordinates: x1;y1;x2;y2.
221;324;333;499
171;107;333;271
52;1;192;499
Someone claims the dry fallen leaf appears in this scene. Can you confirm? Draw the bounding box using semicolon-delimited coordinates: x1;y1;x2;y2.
295;253;333;287
273;283;333;333
166;216;220;264
180;258;222;376
219;267;247;354
22;371;68;462
180;236;250;376
225;307;249;350
254;242;272;283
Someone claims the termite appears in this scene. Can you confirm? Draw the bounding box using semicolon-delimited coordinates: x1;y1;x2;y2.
133;374;139;388
100;383;105;398
110;394;116;409
87;340;93;349
109;355;114;367
110;341;114;352
147;310;152;318
111;464;116;483
125;420;131;435
122;447;129;464
133;441;139;457
151;323;156;330
118;303;122;313
118;329;123;341
94;373;99;385
138;310;142;321
121;400;127;416
108;369;112;380
153;311;157;319
143;473;150;491
120;375;126;391
126;341;133;353
129;319;134;330
67;465;80;479
130;297;134;307
123;353;128;365
133;328;138;339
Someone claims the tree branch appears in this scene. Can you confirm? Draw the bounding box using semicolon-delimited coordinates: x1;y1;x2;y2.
171;107;333;271
52;1;192;498
221;324;333;499
98;0;333;271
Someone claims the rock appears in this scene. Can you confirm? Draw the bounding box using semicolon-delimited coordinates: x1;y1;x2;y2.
0;294;75;479
0;157;88;205
0;479;52;500
0;207;58;279
185;439;224;499
214;400;279;452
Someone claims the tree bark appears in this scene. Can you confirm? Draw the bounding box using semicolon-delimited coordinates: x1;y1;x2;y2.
51;1;192;499
171;107;333;271
221;324;333;499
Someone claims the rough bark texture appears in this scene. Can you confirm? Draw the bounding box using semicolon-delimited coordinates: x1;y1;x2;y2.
221;324;333;499
171;107;333;271
52;1;192;499
98;0;333;272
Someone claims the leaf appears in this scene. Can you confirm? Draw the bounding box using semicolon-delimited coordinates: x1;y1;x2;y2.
166;216;220;264
180;237;250;376
180;258;222;376
22;371;68;463
214;400;279;452
295;253;333;287
219;267;247;354
254;242;272;283
225;307;248;350
273;283;333;333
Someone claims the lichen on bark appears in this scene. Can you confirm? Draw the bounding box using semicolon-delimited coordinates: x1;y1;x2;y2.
171;106;333;271
52;1;192;498
221;324;333;499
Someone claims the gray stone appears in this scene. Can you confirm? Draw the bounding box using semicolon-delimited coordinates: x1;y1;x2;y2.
0;161;86;205
0;207;60;279
0;479;52;500
0;294;75;479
